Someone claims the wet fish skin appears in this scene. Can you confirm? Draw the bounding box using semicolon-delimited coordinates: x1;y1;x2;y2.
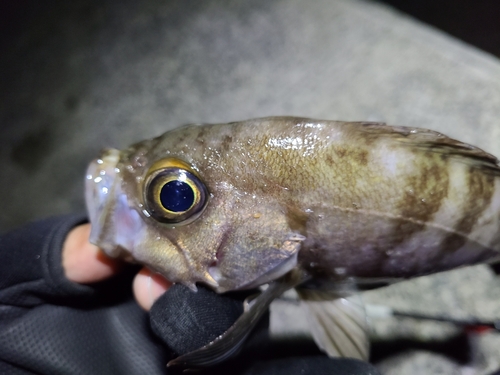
85;117;500;295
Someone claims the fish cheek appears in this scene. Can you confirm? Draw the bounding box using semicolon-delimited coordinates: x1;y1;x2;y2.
135;193;260;289
129;225;197;287
208;203;303;292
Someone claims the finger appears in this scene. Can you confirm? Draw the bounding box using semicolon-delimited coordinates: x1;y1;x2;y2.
62;223;123;284
133;267;172;311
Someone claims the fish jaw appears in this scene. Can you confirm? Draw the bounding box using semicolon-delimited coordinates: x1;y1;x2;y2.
85;149;120;244
85;148;145;258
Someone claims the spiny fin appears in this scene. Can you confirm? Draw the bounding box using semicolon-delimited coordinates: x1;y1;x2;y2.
168;269;310;368
357;122;500;174
297;289;370;361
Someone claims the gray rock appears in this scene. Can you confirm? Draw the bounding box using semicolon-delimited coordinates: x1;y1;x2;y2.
377;351;462;375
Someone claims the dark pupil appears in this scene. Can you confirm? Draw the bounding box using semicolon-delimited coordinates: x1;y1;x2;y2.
160;180;195;212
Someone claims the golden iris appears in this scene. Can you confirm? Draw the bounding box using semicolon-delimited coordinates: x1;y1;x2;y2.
144;158;208;224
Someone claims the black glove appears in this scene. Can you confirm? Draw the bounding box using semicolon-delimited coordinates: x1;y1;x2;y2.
0;214;380;375
150;284;382;375
0;215;169;375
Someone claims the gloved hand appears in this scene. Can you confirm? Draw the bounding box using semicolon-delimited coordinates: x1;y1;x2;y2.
150;284;382;375
0;215;381;375
63;219;381;374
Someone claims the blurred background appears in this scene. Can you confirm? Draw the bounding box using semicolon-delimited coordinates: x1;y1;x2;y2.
1;0;500;232
378;0;500;58
1;0;500;374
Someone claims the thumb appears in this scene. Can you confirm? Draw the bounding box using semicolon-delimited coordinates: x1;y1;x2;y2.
149;284;244;356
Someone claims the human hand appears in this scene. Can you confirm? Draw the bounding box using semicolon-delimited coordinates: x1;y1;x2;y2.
62;223;171;310
61;223;381;375
60;223;243;361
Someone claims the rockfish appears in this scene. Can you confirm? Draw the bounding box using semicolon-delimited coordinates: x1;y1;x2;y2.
85;117;500;366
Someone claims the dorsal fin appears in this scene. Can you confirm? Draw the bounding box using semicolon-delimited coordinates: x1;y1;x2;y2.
356;122;500;175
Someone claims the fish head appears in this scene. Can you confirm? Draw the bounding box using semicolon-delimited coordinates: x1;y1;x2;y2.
85;124;302;292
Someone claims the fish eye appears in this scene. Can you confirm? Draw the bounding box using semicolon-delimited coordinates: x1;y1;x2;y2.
144;158;208;224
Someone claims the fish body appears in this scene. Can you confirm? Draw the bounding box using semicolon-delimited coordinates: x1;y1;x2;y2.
85;117;500;364
86;117;500;291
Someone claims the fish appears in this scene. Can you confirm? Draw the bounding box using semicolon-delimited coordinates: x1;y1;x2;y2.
85;116;500;366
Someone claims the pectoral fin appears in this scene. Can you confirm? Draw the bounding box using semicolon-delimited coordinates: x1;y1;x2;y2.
168;269;310;368
298;289;370;361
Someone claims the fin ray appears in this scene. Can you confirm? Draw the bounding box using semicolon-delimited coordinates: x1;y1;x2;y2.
358;122;500;174
299;290;369;360
168;269;310;368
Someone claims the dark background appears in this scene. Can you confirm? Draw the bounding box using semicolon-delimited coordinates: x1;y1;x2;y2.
2;0;500;57
378;0;500;58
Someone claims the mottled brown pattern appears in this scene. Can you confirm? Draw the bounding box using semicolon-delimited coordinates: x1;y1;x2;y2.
195;126;208;144
325;154;335;167
358;154;451;272
221;135;233;153
86;116;500;296
285;204;309;236
399;160;449;224
439;166;495;253
334;147;369;166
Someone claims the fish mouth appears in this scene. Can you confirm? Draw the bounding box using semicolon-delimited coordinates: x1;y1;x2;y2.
85;148;121;247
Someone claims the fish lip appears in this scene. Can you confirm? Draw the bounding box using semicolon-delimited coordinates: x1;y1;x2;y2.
85;148;121;247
